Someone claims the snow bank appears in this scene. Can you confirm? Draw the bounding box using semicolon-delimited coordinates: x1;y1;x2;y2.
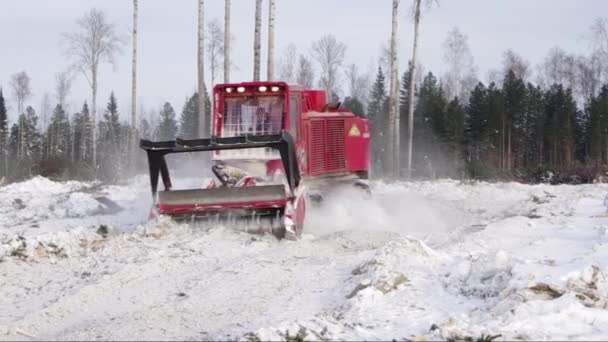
0;176;99;228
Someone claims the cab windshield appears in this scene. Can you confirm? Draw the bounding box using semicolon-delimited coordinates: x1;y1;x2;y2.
222;95;284;137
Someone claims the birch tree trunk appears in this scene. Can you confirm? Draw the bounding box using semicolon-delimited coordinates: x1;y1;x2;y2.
267;0;276;81
407;0;421;178
224;0;231;83
198;0;207;137
92;66;98;176
131;0;138;167
388;0;400;178
253;0;262;81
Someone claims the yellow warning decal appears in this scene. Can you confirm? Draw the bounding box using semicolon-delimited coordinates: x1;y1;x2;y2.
348;124;361;137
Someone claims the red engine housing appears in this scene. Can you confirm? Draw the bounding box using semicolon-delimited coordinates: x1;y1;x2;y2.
211;82;370;179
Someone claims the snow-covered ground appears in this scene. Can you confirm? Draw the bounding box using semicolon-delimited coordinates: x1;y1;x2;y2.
1;176;608;340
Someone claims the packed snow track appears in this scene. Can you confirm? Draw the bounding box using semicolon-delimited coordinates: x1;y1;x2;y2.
1;176;608;340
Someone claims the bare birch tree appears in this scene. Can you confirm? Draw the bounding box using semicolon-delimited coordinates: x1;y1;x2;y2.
406;0;421;177
345;64;370;102
296;54;315;88
311;34;346;99
378;42;392;74
267;0;276;80
207;18;224;88
54;71;73;161
576;52;603;102
198;0;208;137
40;93;51;130
278;44;297;82
253;0;263;81
55;71;73;108
10;71;32;158
502;49;530;81
442;27;477;103
404;0;438;177
224;0;231;82
589;18;608;78
388;0;400;178
63;8;124;177
40;93;52;157
131;0;138;164
10;71;31;115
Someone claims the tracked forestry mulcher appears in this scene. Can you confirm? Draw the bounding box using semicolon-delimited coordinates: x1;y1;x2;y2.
141;82;370;239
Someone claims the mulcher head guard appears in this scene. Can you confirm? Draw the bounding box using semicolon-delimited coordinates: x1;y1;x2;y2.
140;131;304;239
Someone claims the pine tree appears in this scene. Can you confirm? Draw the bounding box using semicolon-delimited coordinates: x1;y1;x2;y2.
523;83;545;168
585;88;608;165
179;90;211;139
399;66;412;175
156;102;178;141
180;93;198;139
23;106;42;159
8;124;19;159
502;70;527;171
97;93;125;180
72;102;92;163
48;104;71;158
543;84;576;168
367;66;388;175
100;92;121;148
485;83;505;171
414;72;446;178
465;82;488;164
444;97;465;174
13;106;43;176
0;89;8;177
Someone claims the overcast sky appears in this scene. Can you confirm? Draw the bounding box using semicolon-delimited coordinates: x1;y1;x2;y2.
0;0;606;124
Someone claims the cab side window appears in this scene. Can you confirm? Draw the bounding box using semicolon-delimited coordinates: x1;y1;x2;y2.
289;94;300;137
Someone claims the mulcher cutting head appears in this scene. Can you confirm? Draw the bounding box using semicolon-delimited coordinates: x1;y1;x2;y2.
140;131;303;239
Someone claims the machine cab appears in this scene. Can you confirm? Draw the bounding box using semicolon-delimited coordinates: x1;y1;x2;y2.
212;82;298;174
212;81;370;179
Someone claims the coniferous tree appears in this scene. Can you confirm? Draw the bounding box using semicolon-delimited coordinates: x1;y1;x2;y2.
23;106;42;159
465;82;488;164
523;83;545;168
486;83;505;171
100;92;121;149
47;104;71;158
72;102;92;163
543;84;576;168
368;66;388;175
502;70;527;171
97;93;125;180
8;124;19;159
179;90;211;139
0;89;8;177
180;92;199;139
399;66;412;176
11;106;42;177
156;102;178;141
414;72;446;178
444;97;466;176
586;86;608;165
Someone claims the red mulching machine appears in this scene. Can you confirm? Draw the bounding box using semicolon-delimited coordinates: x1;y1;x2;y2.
141;81;370;239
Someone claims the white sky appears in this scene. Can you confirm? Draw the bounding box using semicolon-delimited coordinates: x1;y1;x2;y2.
0;0;605;124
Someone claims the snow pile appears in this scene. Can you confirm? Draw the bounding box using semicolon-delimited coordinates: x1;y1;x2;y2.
0;176;100;227
0;175;152;261
348;237;443;297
